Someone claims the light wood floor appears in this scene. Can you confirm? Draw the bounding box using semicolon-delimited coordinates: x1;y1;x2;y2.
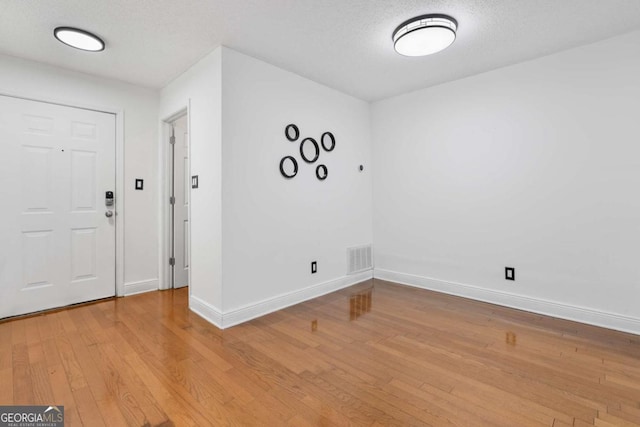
2;279;640;426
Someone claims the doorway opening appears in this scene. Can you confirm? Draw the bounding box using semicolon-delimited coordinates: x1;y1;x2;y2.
165;112;190;289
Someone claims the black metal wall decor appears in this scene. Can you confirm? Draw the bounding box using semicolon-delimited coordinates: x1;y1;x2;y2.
285;124;299;142
316;164;328;180
279;156;298;179
300;137;320;163
279;123;335;181
321;132;335;152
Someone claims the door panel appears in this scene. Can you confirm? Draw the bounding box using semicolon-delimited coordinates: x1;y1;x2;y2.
22;145;53;211
71;150;97;210
71;228;97;281
22;230;54;289
0;95;116;318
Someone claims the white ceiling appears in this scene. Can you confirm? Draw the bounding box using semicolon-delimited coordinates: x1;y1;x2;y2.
1;0;640;101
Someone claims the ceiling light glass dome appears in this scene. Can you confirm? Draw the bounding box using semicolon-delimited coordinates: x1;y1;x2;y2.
393;14;457;57
54;27;105;52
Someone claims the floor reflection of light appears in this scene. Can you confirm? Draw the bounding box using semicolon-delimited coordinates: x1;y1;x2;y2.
349;287;373;321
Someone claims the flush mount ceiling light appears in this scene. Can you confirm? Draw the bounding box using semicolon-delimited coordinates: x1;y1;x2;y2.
54;27;105;52
392;14;457;57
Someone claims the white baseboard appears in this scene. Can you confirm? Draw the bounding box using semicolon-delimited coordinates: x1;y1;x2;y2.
374;268;640;336
222;271;373;328
123;278;158;296
189;270;373;329
189;295;223;328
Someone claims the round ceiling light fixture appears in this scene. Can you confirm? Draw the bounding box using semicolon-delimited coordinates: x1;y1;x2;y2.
392;14;457;57
54;27;105;52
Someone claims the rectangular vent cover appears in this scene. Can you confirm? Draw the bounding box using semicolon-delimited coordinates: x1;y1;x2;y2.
347;244;372;275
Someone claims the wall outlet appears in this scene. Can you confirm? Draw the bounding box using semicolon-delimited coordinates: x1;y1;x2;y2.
505;267;515;281
311;261;317;274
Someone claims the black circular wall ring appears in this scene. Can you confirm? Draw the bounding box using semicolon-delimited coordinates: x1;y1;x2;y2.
300;137;320;163
285;124;299;142
321;132;335;152
316;164;328;181
279;156;298;179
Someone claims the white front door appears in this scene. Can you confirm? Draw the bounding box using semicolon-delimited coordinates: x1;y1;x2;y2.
0;96;116;318
173;119;189;288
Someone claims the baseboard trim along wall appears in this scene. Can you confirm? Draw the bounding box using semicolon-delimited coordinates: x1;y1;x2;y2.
374;268;640;335
190;295;224;328
123;278;159;296
190;270;374;329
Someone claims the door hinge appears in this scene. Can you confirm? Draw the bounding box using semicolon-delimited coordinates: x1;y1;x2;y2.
169;136;176;145
169;257;175;266
169;196;175;205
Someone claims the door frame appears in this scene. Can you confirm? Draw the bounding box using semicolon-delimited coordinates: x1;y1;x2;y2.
0;91;125;297
159;106;190;290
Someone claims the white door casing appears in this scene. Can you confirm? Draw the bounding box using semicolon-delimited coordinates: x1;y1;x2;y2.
173;118;189;288
0;95;116;318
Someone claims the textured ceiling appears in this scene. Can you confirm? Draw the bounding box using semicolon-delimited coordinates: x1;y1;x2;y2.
1;0;639;101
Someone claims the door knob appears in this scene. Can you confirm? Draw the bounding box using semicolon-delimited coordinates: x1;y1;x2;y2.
105;211;113;218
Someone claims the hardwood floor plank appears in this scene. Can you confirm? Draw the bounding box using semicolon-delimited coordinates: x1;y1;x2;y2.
95;398;134;427
298;393;354;426
609;404;640;424
124;351;212;427
2;280;640;426
29;361;55;404
0;333;11;373
48;363;82;426
157;313;234;372
55;333;88;392
552;418;575;426
95;339;170;426
0;367;13;403
597;411;640;427
388;382;468;426
12;342;33;404
72;386;107;427
298;370;409;426
209;362;270;404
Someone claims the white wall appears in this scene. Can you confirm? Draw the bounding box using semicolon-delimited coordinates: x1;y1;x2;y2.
0;53;160;293
6;30;636;333
159;49;223;312
220;48;373;320
372;31;640;333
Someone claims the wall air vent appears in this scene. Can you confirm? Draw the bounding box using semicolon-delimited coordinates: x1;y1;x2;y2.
347;244;373;275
